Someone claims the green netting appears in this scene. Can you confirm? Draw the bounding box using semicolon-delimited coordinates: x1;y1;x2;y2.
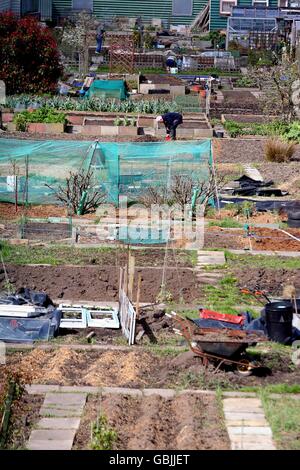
0;138;212;206
86;80;127;100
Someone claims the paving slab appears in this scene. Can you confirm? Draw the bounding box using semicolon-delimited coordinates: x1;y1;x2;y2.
28;429;75;442
37;418;81;430
223;392;257;398
40;407;82;417
227;426;272;436
231;441;276;450
26;385;60;394
101;387;143;397
226;419;268;426
27;439;75;450
142;389;175;398
223;398;263;412
197;250;226;266
43;393;86;407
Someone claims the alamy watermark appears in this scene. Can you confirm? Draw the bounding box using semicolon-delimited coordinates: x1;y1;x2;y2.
94;198;206;248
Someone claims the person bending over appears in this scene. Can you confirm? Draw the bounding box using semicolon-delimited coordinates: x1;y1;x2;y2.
156;112;183;140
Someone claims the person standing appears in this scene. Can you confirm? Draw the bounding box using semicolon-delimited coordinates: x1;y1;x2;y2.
96;28;105;54
156;112;183;140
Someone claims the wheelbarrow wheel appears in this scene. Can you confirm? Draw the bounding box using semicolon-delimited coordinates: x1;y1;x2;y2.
236;359;253;377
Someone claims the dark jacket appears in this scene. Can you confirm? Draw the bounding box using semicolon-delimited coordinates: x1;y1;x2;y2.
162;112;183;128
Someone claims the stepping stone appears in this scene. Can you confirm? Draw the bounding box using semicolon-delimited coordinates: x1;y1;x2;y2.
43;393;86;408
40;407;82;417
227;426;272;436
27;429;75;450
26;440;75;451
222;395;276;451
143;389;175;398
197;251;225;266
37;418;80;430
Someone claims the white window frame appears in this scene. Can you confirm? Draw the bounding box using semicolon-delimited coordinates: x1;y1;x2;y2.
220;0;238;16
252;0;269;6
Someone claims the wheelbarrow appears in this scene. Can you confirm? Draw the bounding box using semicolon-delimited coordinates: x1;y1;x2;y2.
166;311;269;376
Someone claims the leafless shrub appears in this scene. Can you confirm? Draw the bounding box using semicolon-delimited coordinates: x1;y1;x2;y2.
264;138;296;163
45;168;106;214
139;168;223;213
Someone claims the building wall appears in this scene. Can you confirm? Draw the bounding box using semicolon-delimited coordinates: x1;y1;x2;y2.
52;0;208;25
210;0;280;31
0;0;12;12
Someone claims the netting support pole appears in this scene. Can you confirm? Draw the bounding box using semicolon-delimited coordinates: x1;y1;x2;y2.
210;141;220;214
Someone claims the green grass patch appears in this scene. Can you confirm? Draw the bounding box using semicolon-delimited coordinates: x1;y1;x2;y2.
208;218;243;229
202;275;259;314
240;384;300;394
0;242;196;268
260;393;300;449
225;252;300;270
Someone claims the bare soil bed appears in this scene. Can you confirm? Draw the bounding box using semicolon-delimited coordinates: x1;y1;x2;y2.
22;222;71;241
0;264;200;302
3;347;300;390
141;74;184;85
0;203;68;221
73;393;229;450
205;227;300;251
213;138;300;164
235;266;300;296
4;393;43;450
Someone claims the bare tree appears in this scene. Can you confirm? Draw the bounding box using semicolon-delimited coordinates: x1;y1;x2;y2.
62;11;98;76
46;168;106;215
140;168;222;213
248;55;299;122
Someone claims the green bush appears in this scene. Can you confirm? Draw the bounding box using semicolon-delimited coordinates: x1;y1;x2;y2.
223;119;300;142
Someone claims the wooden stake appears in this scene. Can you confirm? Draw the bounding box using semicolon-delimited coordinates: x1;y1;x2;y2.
135;272;142;319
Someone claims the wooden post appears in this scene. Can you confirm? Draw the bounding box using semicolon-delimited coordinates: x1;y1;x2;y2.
135;272;142;320
128;251;135;301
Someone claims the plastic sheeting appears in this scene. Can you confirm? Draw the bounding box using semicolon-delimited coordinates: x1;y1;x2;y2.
86;80;127;100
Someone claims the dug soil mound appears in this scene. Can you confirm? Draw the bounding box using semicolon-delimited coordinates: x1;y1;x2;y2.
73;393;230;450
6;348;159;387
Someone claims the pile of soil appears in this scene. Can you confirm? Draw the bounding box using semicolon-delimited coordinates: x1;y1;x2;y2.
136;305;173;338
134;135;160;142
5;348;160;387
73;393;230;450
0;265;200;302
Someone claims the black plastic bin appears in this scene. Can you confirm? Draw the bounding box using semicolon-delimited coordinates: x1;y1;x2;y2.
265;301;293;344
